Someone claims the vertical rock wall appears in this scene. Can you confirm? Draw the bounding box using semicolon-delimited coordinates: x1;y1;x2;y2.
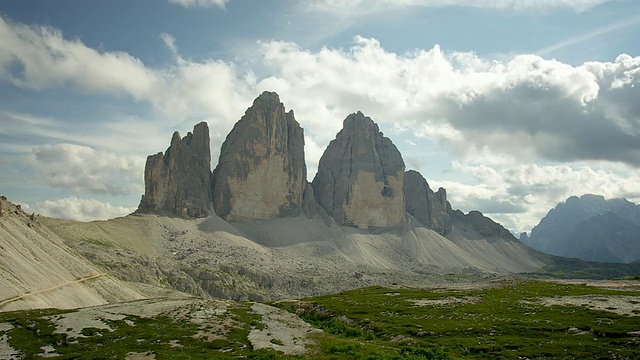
403;170;452;235
312;112;406;228
211;91;307;221
138;122;211;218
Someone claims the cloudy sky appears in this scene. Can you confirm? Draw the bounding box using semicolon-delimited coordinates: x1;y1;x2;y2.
1;0;639;233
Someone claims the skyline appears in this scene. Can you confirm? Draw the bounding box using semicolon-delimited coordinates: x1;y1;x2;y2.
1;0;639;233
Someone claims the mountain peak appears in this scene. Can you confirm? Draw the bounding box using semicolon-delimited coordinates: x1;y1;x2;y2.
403;170;452;235
312;113;405;228
211;92;307;221
526;194;640;263
137;122;211;218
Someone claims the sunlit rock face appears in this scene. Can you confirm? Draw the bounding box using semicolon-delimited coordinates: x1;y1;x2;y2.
212;91;307;221
312;112;406;229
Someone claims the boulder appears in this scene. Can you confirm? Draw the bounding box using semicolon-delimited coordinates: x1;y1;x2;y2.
403;170;452;235
212;91;307;221
137;122;211;218
312;112;405;228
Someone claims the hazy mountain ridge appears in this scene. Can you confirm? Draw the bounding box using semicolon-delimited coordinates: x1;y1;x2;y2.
523;194;640;263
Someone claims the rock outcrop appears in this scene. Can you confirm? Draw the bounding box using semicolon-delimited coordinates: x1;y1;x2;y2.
403;170;452;235
312;112;405;228
211;91;307;221
138;122;211;218
452;210;514;241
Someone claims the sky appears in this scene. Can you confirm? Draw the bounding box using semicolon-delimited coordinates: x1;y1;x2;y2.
0;0;639;234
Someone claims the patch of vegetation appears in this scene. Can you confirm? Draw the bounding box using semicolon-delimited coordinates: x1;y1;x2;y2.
278;279;640;359
3;279;639;359
82;237;114;247
0;305;297;359
0;308;70;359
533;256;640;279
270;338;284;345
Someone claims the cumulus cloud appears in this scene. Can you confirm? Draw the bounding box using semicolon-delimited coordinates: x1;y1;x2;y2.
168;0;228;8
255;37;640;167
249;37;640;231
0;16;160;99
0;15;253;128
1;14;639;230
30;144;144;196
14;14;636;169
33;196;135;221
433;162;640;233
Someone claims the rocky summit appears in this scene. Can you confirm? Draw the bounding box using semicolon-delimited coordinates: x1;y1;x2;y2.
403;170;452;235
312;112;406;228
524;194;640;263
138;122;211;218
212;91;307;221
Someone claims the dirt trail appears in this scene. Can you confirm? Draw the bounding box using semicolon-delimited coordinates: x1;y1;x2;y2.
0;273;107;309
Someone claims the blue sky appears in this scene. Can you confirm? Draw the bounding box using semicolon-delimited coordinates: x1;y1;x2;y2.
1;0;639;233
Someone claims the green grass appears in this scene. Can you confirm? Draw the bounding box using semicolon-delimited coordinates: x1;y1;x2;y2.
81;237;114;247
533;257;640;279
2;279;639;359
0;304;299;359
278;279;640;359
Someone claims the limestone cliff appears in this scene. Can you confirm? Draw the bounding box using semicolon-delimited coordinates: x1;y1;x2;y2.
137;122;211;218
312;112;405;228
403;170;452;235
212;91;307;221
452;210;514;242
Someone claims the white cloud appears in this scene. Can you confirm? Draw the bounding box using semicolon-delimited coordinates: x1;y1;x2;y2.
1;14;639;230
434;161;640;233
255;36;640;166
33;196;135;221
0;15;254;129
0;16;160;100
168;0;228;8
248;36;640;231
31;144;144;196
160;32;178;57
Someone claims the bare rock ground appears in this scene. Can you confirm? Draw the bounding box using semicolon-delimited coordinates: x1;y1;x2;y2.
0;322;18;360
536;279;640;317
2;295;322;358
38;211;545;302
248;302;322;355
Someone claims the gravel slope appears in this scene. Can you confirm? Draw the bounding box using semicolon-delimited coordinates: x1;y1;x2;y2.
39;210;545;301
0;199;148;311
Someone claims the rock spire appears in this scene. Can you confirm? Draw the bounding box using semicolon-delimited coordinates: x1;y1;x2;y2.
403;170;452;235
312;112;406;228
138;122;211;218
211;91;307;221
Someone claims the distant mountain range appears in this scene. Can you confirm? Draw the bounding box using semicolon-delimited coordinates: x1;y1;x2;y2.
521;194;640;263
